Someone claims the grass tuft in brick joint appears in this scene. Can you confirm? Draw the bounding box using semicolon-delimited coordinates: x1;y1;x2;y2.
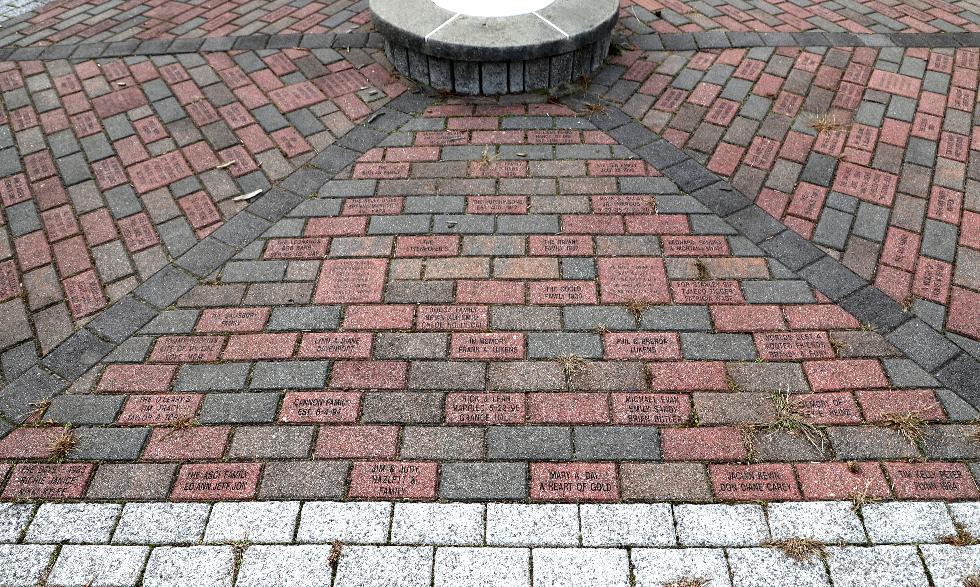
942;522;977;546
48;425;76;462
882;412;927;446
768;538;826;561
664;579;710;587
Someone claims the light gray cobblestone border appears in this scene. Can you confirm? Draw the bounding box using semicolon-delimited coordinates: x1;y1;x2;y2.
0;500;978;586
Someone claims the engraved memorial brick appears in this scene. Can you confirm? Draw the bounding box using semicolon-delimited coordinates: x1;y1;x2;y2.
451;332;525;359
604;332;682;360
671;280;745;304
710;464;801;500
280;391;361;423
314;259;387;304
63;270;107;318
598;258;669;303
531;462;619;501
117;394;202;426
129;151;193;193
298;332;373;358
445;393;525;424
2;463;94;500
417;305;488;330
755;331;834;360
150;336;225;362
348;461;438;499
611;393;692;425
528;281;598;304
264;237;330;259
171;463;261;500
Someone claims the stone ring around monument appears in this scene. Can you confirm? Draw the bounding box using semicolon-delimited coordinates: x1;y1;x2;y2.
370;0;620;95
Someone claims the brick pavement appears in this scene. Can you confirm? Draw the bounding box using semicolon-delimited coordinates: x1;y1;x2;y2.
601;42;980;359
0;98;977;505
0;0;979;582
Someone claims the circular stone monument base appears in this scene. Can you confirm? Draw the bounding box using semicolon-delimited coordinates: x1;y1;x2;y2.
370;0;619;95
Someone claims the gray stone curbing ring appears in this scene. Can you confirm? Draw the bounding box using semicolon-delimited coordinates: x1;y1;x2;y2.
370;0;619;94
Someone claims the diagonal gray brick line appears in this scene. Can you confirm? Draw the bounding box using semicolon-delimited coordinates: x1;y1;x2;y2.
3;30;980;62
0;89;436;435
573;96;980;409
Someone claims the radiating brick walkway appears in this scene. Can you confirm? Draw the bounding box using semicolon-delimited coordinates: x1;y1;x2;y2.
0;0;980;582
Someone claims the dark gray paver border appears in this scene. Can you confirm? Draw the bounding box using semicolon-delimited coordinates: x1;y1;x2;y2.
3;30;980;62
0;89;437;432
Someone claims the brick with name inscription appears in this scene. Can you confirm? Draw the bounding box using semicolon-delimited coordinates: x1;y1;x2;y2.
150;335;225;362
451;332;525;359
118;212;160;252
349;461;438;499
196;307;270;333
467;196;527;214
269;81;327;112
298;332;372;358
789;393;861;425
92;86;147;117
710;463;801;500
395;235;459;257
528;129;580;144
592;195;656;214
264;237;329;259
171;463;261;500
117;394;202;426
831;162;898;206
885;462;979;499
468;160;527;178
342;197;402;216
531;462;619;501
178;191;221;230
755;331;834;360
0;174;31;206
0;260;20;302
314;258;387;304
868;70;922;98
353;162;410;179
604;332;681;360
445;393;525;424
417;305;488;330
92;156;128;190
662;236;730;256
912;257;952;303
2;463;94;500
63;270;107;318
597;258;669;303
280;391;361;423
611;393;692;425
671;280;746;304
528;236;593;256
528;281;597;304
588;159;647;176
129;151;193;193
